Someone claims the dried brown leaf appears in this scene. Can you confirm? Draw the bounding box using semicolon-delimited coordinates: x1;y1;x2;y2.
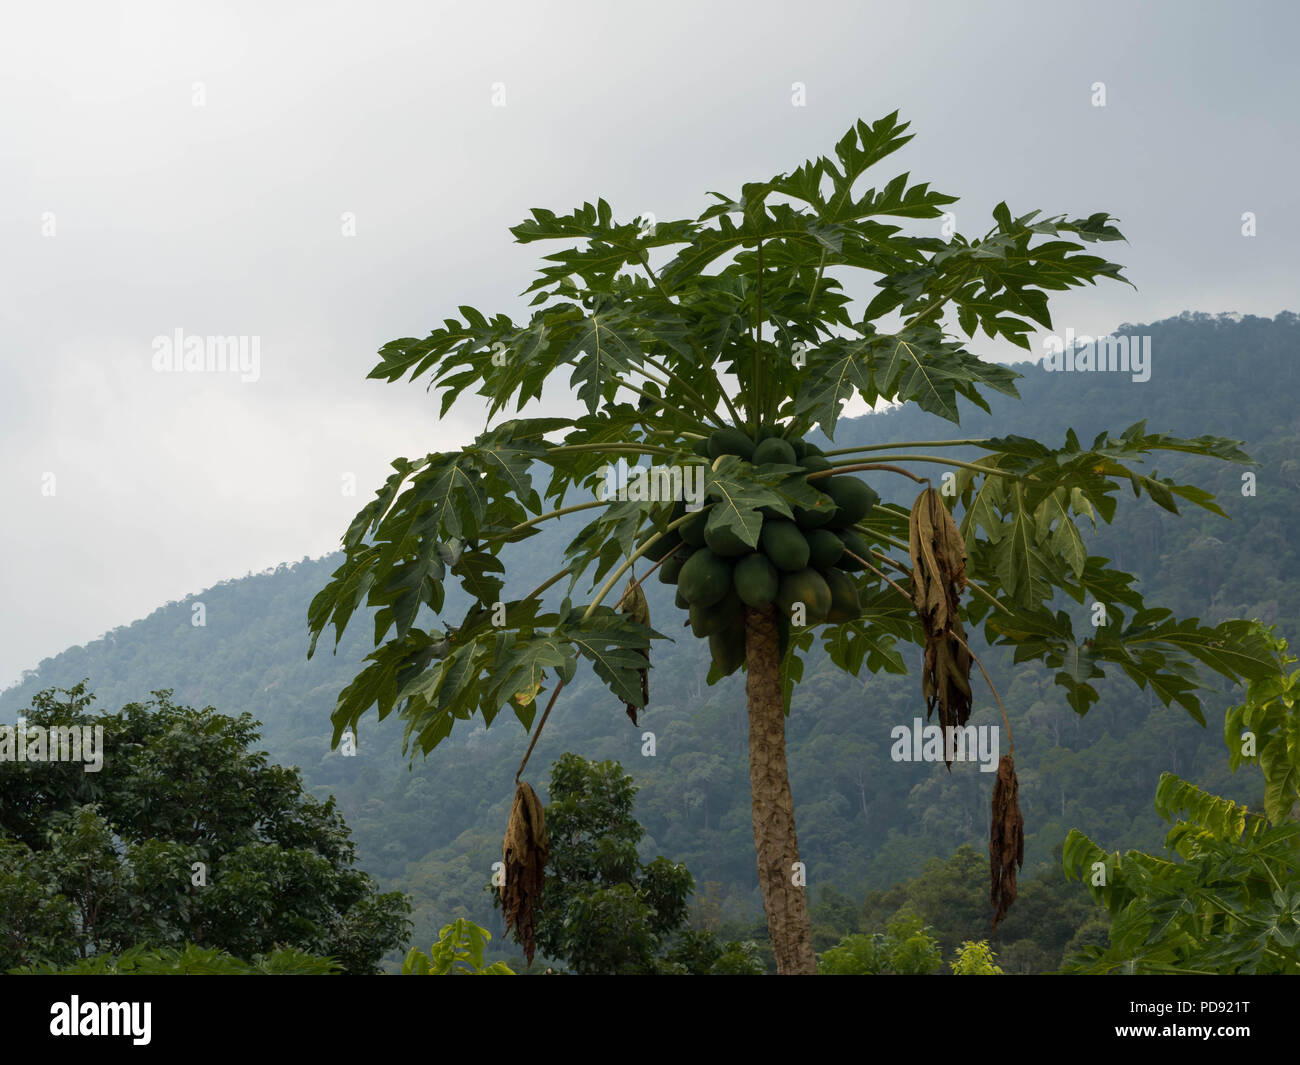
989;754;1024;932
908;488;973;765
501;780;549;965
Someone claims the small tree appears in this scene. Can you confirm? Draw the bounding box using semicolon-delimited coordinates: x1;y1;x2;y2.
0;684;410;974
311;113;1281;972
950;940;1004;974
503;753;754;974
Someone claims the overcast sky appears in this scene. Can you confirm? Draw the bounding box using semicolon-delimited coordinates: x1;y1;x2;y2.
1;0;1296;690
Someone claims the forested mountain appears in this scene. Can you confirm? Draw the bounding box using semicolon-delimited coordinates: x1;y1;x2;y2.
4;310;1296;969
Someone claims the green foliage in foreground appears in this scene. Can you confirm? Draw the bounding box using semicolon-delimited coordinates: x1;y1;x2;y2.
402;919;514;974
10;944;339;975
819;918;1006;975
1064;625;1300;973
950;940;1004;975
819;914;944;974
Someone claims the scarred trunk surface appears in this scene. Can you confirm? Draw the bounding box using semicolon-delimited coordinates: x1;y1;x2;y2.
744;604;816;974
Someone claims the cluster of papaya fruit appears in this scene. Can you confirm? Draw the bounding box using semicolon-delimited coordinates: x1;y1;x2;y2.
644;426;879;677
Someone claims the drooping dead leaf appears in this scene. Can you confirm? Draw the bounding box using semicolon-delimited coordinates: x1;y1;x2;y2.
908;487;973;766
618;574;651;726
989;754;1024;932
906;489;1023;928
908;486;967;628
501;780;549;965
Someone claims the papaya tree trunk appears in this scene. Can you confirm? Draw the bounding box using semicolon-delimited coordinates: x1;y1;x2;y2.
744;604;817;974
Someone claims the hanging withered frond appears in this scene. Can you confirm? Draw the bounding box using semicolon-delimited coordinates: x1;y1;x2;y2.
908;487;973;766
989;754;1024;932
501;780;549;965
618;574;651;726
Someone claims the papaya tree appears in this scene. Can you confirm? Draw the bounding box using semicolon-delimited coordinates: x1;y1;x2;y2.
308;113;1281;974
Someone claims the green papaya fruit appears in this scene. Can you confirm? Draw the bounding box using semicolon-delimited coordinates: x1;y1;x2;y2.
838;530;871;571
760;519;811;572
775;567;831;625
658;549;686;585
680;509;708;548
678;547;733;607
642;527;682;562
752;437;797;466
806;529;845;569
708;624;746;677
707;427;755;461
703;518;754;557
689;602;725;637
690;588;743;637
794;491;837;530
822;566;862;623
734;552;779;607
824;476;878;530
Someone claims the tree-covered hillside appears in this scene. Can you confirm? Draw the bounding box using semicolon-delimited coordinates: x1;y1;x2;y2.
3;310;1295;968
